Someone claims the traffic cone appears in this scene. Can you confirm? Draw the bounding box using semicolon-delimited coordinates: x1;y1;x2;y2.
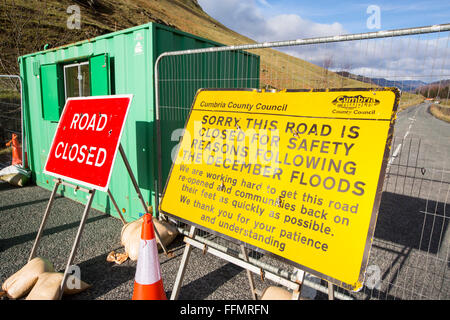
5;133;22;166
132;213;167;300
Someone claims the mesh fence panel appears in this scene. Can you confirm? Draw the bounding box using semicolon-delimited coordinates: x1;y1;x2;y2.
0;75;22;169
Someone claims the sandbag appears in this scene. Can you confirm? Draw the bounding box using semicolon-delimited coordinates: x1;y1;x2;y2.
25;272;91;300
120;217;143;247
25;272;61;300
154;218;179;250
1;257;54;299
121;217;143;261
260;286;293;300
121;217;179;261
0;164;30;187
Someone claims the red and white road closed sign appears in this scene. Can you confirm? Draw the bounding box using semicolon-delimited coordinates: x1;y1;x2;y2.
44;95;133;191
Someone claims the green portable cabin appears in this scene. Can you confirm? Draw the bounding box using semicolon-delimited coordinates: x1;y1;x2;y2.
19;22;260;222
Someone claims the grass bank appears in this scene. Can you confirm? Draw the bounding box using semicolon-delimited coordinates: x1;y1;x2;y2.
429;102;450;123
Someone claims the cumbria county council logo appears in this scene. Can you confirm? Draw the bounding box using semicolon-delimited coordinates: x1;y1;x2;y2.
332;95;380;109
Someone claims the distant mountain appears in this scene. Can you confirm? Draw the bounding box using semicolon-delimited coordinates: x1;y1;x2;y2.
422;79;450;87
336;71;428;92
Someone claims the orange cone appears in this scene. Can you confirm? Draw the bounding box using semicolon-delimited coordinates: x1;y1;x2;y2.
5;133;22;166
132;213;167;300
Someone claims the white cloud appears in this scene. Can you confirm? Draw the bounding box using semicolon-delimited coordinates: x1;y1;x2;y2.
262;14;345;40
197;0;450;82
256;0;272;8
286;36;450;82
197;0;345;41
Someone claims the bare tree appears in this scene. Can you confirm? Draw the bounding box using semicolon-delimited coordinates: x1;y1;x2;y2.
340;61;353;87
0;1;56;77
0;0;99;78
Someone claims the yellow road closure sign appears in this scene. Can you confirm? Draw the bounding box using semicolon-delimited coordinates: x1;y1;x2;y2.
160;88;399;291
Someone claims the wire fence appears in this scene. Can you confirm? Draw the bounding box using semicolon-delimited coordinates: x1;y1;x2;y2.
0;75;22;169
155;24;450;300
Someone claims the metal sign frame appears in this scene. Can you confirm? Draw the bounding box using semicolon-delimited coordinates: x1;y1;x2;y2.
28;93;170;299
29;143;169;299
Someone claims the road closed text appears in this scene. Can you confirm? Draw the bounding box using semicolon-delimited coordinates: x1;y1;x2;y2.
54;142;107;167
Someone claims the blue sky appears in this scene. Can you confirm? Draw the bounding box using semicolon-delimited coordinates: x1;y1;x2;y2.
251;0;450;34
197;0;450;81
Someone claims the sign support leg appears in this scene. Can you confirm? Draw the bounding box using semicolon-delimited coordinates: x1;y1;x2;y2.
175;229;303;299
328;282;335;300
170;225;196;300
291;268;305;300
240;245;258;300
28;179;61;261
58;189;96;300
118;144;169;255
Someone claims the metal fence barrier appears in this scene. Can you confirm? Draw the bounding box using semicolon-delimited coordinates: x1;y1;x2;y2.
155;23;450;300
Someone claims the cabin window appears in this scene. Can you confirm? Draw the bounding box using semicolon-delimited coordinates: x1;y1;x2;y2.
63;61;91;100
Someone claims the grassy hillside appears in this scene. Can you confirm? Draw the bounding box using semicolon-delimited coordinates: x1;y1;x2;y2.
0;0;422;107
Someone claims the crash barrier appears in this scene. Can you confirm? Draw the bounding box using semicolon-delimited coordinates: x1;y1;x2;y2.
155;24;450;300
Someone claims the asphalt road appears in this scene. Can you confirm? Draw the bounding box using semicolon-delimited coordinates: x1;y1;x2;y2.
0;102;448;300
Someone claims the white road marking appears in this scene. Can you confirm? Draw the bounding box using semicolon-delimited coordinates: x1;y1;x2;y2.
388;144;402;165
